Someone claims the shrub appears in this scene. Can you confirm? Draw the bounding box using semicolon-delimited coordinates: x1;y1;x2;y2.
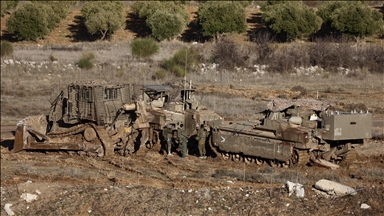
261;2;322;41
197;2;247;40
213;38;247;70
0;41;13;57
155;69;169;79
49;54;58;62
77;52;96;70
130;37;159;59
161;47;202;76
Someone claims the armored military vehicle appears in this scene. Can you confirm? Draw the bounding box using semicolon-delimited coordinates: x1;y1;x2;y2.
14;81;221;158
209;98;372;167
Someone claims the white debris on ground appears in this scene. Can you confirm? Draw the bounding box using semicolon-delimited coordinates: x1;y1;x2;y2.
4;203;15;216
286;181;305;198
20;193;38;203
311;159;340;170
313;179;357;197
360;203;371;209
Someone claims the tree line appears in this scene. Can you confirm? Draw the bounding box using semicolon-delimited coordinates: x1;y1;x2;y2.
4;1;384;42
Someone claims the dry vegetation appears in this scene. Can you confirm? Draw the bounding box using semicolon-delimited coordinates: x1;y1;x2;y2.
1;4;384;216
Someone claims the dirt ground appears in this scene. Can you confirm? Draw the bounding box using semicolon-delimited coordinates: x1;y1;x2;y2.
1;124;384;216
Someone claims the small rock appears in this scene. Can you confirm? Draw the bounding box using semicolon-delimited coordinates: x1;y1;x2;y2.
361;203;370;209
35;190;41;195
20;193;38;203
26;180;32;184
286;181;305;198
4;204;15;216
314;179;356;196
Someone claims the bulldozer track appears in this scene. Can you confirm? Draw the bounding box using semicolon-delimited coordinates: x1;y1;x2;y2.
47;123;94;138
344;148;359;163
297;149;311;167
95;126;116;159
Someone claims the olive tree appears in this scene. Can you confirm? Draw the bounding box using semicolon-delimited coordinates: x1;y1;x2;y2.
197;2;247;41
81;1;125;40
261;2;322;41
131;1;188;23
318;1;384;39
131;1;189;41
147;11;186;41
6;2;49;41
6;1;73;41
1;1;18;17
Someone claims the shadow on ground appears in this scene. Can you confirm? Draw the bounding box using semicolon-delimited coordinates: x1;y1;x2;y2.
67;15;99;42
125;12;151;38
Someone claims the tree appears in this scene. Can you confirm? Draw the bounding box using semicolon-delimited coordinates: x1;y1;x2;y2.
317;1;349;25
1;1;19;17
131;1;189;41
319;2;384;39
131;1;189;24
81;1;125;40
147;11;186;41
261;2;322;41
6;2;49;41
197;2;247;41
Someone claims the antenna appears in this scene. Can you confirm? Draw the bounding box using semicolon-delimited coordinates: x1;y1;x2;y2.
183;48;187;110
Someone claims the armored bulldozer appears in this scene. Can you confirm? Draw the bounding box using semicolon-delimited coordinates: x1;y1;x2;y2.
14;81;221;158
210;98;372;167
14;81;148;159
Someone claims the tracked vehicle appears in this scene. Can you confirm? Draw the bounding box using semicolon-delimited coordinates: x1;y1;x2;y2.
14;81;221;158
210;98;372;167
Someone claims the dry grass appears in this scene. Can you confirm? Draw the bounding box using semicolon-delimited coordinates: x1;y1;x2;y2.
1;40;383;123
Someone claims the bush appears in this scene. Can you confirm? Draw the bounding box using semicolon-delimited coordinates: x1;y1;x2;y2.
197;2;247;40
155;69;169;79
261;2;322;41
213;38;247;70
1;41;13;57
6;2;49;41
130;37;159;59
49;54;58;62
161;47;202;76
308;42;352;72
77;52;96;70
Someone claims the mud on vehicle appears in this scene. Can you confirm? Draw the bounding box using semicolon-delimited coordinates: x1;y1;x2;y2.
14;81;221;159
